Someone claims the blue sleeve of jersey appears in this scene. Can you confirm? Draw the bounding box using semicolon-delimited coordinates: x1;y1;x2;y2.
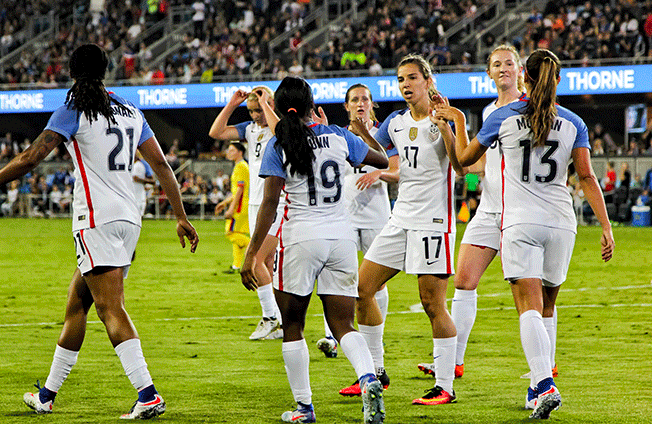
138;109;154;146
259;137;286;179
234;122;251;140
476;112;502;147
44;105;79;140
571;115;590;150
141;159;154;177
340;127;370;167
375;114;394;149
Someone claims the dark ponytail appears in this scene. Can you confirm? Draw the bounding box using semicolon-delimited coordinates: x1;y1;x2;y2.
524;49;560;148
274;77;316;177
65;43;129;125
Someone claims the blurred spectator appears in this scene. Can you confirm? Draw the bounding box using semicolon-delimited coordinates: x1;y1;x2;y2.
165;139;180;169
627;140;640;156
192;1;206;39
1;180;19;216
603;161;616;192
591;123;618;155
592;138;605;155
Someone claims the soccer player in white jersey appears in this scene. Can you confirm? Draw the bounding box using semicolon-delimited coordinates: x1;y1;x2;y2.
437;48;614;419
317;84;399;371
132;153;154;216
419;45;529;379
240;76;389;423
351;54;464;407
0;44;199;419
209;87;284;340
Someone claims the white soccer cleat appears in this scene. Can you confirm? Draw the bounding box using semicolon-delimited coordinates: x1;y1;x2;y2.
316;337;338;358
529;385;561;419
525;386;537;410
23;392;53;414
264;327;284;340
361;378;385;423
281;403;316;423
120;394;166;419
249;317;280;340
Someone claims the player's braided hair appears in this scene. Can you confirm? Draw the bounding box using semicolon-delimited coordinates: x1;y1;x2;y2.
65;44;129;125
273;76;316;177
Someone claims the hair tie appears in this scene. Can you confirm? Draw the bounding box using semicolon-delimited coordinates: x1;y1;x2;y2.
287;108;297;113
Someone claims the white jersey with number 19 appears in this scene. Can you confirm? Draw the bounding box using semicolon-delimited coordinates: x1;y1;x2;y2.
259;123;370;246
476;99;590;233
45;93;154;231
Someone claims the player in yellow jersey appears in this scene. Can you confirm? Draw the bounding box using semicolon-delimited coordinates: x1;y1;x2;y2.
216;142;250;273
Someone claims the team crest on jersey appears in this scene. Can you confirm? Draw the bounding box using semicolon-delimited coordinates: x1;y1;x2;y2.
257;133;264;141
409;127;418;141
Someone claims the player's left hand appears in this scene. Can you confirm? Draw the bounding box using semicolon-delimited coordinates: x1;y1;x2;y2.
356;169;381;190
312;106;328;125
240;260;258;291
177;219;199;253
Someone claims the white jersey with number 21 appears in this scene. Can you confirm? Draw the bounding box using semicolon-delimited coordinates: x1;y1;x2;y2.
45;93;154;231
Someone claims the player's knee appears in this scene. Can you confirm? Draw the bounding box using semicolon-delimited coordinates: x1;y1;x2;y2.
453;270;479;290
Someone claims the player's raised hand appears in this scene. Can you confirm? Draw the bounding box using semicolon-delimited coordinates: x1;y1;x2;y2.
229;89;250;106
312;106;328;125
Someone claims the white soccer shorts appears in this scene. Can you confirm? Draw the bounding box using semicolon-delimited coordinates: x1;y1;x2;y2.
249;202;284;238
364;222;455;275
460;210;502;251
73;220;140;278
501;224;576;287
273;238;358;297
353;227;383;254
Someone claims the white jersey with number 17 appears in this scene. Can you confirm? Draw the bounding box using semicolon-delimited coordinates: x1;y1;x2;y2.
375;109;455;233
45;93;154;231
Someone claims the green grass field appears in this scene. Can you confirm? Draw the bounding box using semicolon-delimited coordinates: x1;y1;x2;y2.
0;218;650;423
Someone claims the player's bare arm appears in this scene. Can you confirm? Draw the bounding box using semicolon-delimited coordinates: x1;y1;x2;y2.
0;130;65;185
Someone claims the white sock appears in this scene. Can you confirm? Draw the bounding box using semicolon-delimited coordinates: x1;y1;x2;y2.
433;336;457;393
543;306;557;368
115;338;153;392
339;331;375;379
257;283;277;319
451;288;477;365
374;286;389;323
44;345;79;393
358;324;385;372
519;310;552;388
323;315;334;339
282;339;312;405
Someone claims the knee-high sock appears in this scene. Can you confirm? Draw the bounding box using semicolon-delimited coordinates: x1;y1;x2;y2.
257;283;278;319
358;324;385;373
375;286;389;323
433;336;457;393
44;345;79;393
339;331;375;379
226;232;250;268
115;338;153;392
282;339;312;405
451;288;477;365
543;306;557;367
323;315;334;339
520;310;552;388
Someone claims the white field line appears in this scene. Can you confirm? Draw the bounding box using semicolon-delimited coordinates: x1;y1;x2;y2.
1;284;650;328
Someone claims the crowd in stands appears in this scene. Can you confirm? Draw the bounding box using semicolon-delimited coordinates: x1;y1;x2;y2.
3;0;652;88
